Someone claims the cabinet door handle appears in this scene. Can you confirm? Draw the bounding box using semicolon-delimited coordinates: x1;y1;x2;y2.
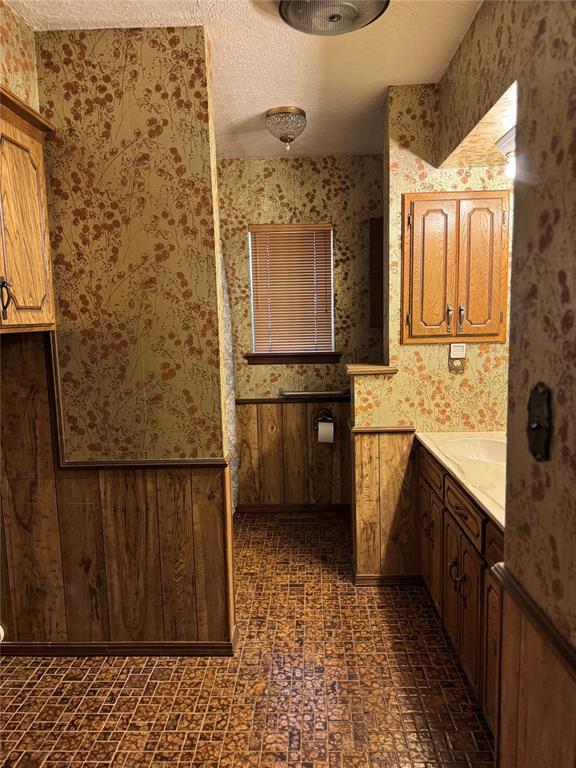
426;519;435;542
454;505;469;521
449;558;459;590
457;572;468;602
446;304;453;330
458;303;465;330
0;276;12;321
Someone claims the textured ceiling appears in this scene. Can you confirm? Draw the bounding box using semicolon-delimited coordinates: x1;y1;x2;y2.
8;0;482;157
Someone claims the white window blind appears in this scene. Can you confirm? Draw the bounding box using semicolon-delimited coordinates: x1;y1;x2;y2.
249;224;334;354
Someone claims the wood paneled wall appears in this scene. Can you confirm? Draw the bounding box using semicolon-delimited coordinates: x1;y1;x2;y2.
497;566;576;768
351;429;418;585
0;333;235;654
236;400;351;508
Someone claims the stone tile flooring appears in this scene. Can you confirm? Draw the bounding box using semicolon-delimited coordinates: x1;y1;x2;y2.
1;509;493;767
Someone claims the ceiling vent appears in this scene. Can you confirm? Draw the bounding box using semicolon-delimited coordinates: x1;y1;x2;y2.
279;0;390;36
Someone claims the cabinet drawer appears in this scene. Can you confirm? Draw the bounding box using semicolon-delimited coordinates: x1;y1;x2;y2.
419;448;444;498
444;477;484;550
485;521;504;566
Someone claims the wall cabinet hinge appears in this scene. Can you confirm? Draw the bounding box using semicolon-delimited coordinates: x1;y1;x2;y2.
503;209;508;228
406;313;411;327
407;214;412;228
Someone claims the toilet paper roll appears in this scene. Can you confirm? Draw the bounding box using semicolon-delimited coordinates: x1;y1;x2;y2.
318;421;334;443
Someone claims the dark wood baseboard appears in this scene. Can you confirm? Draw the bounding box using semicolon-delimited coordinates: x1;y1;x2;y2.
354;574;423;587
0;639;236;657
236;504;350;514
493;562;576;677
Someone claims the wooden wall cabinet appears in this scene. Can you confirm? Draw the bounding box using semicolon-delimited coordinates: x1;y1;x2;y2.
402;191;510;344
0;87;56;332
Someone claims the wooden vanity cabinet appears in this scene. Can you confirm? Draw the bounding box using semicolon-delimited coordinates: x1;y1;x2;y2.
418;477;443;615
442;511;484;692
0;87;56;332
402;190;510;344
481;568;503;733
417;443;503;732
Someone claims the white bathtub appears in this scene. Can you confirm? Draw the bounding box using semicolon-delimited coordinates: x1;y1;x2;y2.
416;431;506;528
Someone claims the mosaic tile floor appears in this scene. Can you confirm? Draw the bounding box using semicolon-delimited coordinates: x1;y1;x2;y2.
1;509;493;767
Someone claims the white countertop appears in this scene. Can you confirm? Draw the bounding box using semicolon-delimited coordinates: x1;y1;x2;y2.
416;431;506;529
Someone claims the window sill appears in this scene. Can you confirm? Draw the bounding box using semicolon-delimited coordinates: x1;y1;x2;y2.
245;352;342;365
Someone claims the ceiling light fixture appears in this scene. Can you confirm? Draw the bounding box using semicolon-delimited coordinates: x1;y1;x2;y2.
265;106;307;151
279;0;390;36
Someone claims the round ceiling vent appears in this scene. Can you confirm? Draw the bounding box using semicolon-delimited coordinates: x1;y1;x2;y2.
279;0;390;36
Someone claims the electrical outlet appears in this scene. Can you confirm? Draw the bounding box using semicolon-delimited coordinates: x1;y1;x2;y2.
448;357;465;374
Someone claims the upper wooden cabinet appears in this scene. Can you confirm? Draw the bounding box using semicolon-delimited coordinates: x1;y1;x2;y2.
0;87;56;332
401;190;510;344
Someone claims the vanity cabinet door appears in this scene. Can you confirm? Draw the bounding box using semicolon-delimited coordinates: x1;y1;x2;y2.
459;536;483;693
481;569;503;732
418;480;431;590
428;491;443;615
443;512;461;648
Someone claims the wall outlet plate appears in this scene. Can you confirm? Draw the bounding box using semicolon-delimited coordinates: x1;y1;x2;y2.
450;342;467;359
448;357;465;374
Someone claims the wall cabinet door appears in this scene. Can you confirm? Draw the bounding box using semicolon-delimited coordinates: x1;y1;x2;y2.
404;198;458;340
402;191;509;344
442;511;461;648
457;196;507;339
481;569;502;732
0;96;55;331
459;535;483;693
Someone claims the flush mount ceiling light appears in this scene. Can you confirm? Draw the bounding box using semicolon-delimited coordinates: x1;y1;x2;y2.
279;0;390;36
266;106;307;151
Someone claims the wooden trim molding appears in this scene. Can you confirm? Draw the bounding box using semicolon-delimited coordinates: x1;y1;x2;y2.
493;562;576;677
354;574;423;587
236;504;351;514
245;352;341;365
236;395;350;405
58;457;231;469
351;424;416;434
1;639;236;657
0;86;55;132
346;364;398;376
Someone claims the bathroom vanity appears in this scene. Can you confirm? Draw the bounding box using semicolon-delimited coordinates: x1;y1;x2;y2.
416;432;506;736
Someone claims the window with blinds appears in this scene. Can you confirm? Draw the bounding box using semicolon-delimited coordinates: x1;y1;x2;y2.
249;224;335;354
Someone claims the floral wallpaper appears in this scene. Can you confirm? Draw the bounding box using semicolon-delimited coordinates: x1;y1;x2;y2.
217;155;383;398
436;0;576;646
37;27;226;460
0;0;38;108
354;84;512;432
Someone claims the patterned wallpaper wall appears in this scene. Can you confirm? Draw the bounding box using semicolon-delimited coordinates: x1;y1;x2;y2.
354;85;512;430
217;155;383;398
0;0;38;108
435;0;576;647
37;27;226;460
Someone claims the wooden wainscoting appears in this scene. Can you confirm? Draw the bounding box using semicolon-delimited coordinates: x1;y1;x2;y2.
351;427;419;585
496;564;576;768
0;333;235;654
235;399;351;508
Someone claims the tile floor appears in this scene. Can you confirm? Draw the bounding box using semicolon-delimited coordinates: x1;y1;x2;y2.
1;509;493;767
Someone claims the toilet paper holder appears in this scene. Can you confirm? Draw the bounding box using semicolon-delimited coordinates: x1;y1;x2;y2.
313;408;336;433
